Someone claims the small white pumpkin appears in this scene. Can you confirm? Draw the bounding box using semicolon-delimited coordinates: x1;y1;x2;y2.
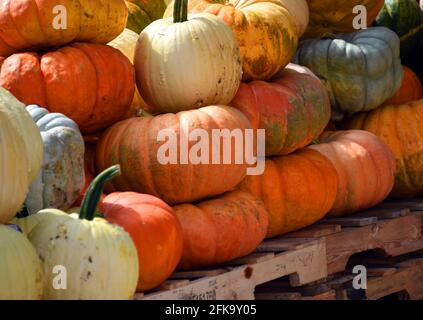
0;224;44;300
0;88;43;223
19;166;139;300
134;0;242;114
24;105;85;215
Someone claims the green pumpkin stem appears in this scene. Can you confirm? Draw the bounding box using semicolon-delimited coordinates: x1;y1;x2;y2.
79;165;120;221
174;0;188;23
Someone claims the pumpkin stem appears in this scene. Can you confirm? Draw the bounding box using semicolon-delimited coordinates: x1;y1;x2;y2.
173;0;188;23
79;165;120;221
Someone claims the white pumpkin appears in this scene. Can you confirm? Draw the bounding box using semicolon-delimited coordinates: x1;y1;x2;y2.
0;225;44;300
134;1;242;114
24;105;85;215
0;88;43;223
20;166;139;300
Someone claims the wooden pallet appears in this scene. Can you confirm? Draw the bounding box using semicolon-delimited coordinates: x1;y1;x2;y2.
256;252;423;300
134;199;423;300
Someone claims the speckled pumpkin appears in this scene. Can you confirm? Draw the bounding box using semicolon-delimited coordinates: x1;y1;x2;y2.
231;64;330;156
294;27;403;121
173;190;268;270
348;100;423;198
24;105;85;215
164;0;300;81
0;43;135;133
0;0;128;57
304;0;385;39
238;148;338;238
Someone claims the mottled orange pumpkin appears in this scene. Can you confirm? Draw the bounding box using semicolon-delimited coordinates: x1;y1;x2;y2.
348;100;423;198
383;66;422;106
96;105;252;204
0;0;128;57
230;64;330;156
304;0;386;39
310;130;396;217
0;43;135;134
238;148;338;238
173;190;268;270
164;0;299;81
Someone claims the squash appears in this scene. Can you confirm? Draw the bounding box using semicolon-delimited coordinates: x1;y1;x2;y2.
173;190;268;270
0;87;43;224
294;27;403;121
0;0;128;57
375;0;423;61
24;105;85;215
125;0;167;34
102;192;183;292
0;43;135;134
108;28;151;118
135;0;242;114
96;105;252;204
238;148;338;238
304;0;385;39
348;100;423;198
164;0;300;81
0;225;44;300
231;64;330;156
310;130;396;217
17;166;139;300
383;66;423;106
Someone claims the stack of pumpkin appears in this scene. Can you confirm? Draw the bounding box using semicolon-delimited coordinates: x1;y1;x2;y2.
1;0;423;301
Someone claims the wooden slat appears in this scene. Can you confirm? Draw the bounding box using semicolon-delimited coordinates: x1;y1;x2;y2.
221;253;275;266
378;200;423;211
285;224;341;238
170;268;229;279
255;292;301;300
355;208;410;220
367;267;397;277
156;280;191;291
256;238;317;252
320;216;378;227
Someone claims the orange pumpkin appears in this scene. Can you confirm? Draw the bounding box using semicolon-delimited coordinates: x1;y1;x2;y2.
0;43;135;134
102;192;183;292
348;100;423;198
0;0;128;57
238;148;338;238
173;190;268;270
230;65;330;156
383;66;422;106
164;0;299;81
96;105;252;204
310;130;396;217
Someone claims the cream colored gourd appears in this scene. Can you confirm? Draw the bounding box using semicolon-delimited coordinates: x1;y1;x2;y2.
134;0;242;114
282;0;309;37
0;225;44;300
0;88;43;224
19;166;139;300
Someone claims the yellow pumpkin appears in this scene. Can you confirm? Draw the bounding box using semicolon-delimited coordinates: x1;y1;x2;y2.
0;225;44;300
17;166;139;300
0;87;43;224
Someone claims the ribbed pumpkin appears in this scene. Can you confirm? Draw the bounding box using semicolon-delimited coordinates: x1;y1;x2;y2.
304;0;385;39
164;0;300;81
0;0;128;57
294;27;403;121
231;64;330;156
108;28;151;118
173;190;268;270
310;130;396;217
125;0;167;34
0;87;43;224
102;192;183;292
96;105;252;204
383;66;423;106
135;0;242;114
375;0;423;61
238;148;338;238
348;100;423;198
0;43;135;134
18;166;139;300
24;105;85;215
0;225;44;300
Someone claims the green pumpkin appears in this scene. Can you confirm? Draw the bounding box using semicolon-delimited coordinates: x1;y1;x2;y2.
374;0;423;61
293;27;403;121
125;0;167;34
